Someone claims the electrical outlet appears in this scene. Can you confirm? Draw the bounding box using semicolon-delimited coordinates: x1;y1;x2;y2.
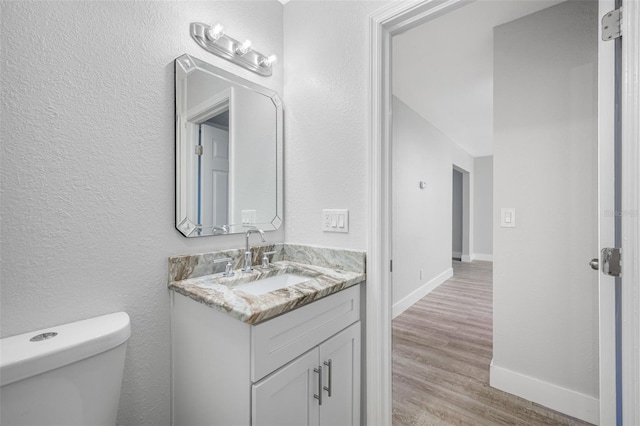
323;211;332;229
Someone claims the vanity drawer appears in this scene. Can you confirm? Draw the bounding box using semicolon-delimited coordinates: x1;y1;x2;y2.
250;285;360;382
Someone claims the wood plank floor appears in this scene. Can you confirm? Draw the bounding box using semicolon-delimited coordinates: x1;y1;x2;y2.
392;261;592;426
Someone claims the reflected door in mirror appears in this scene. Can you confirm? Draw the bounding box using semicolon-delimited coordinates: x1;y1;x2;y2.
200;123;229;229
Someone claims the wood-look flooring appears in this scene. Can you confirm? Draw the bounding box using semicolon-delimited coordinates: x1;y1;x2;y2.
392;261;592;426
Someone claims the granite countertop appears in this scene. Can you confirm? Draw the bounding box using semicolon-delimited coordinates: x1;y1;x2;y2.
168;244;366;324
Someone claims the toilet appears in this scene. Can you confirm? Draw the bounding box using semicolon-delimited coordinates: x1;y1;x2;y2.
0;312;131;425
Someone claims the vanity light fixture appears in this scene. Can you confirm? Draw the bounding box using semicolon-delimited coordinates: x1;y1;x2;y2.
207;24;224;41
260;55;278;68
235;40;252;56
190;22;276;77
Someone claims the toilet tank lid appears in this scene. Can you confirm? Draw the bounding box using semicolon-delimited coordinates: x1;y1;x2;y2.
0;312;130;387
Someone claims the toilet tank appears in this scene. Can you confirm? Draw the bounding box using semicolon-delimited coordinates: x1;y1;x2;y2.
0;312;131;426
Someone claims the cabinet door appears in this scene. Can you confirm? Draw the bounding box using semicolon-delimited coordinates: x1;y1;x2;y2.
319;322;361;426
252;348;321;426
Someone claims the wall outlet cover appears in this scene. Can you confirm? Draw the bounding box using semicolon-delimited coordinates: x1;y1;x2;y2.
322;209;349;233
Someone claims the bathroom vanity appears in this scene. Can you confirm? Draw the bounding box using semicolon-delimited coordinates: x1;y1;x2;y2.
169;244;366;426
171;53;365;425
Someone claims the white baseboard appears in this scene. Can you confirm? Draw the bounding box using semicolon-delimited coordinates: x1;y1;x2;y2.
392;268;453;319
489;360;599;424
452;251;462;259
461;255;472;262
472;253;493;261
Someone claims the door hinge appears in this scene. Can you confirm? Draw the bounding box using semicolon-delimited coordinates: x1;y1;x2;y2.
195;145;203;155
390;259;393;273
602;8;622;41
601;247;622;277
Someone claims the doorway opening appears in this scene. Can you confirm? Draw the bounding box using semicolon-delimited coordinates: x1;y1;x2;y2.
368;0;639;424
388;1;602;424
451;165;470;262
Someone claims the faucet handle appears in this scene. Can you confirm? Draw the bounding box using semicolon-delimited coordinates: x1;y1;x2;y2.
260;251;277;269
214;257;235;277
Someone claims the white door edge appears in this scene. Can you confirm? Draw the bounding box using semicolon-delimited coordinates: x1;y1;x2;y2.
621;0;640;424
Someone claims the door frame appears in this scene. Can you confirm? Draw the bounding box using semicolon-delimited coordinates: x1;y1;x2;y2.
452;164;472;262
365;1;640;425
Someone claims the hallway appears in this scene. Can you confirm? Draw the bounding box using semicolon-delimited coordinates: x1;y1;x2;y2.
392;261;591;425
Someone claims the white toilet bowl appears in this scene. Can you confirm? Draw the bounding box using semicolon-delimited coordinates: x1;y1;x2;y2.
0;312;131;426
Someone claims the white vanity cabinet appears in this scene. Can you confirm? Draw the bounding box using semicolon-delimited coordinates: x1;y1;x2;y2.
171;284;362;426
252;322;360;426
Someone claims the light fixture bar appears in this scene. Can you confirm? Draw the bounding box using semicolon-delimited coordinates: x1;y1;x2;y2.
190;22;276;77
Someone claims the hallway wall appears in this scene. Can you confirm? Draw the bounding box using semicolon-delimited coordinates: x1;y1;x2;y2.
391;96;474;317
492;1;599;422
473;156;493;259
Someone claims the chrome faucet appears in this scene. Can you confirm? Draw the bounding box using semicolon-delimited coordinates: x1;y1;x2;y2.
212;225;228;235
242;229;265;272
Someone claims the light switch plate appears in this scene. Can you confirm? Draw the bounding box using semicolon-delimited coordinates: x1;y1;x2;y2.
242;210;257;225
322;209;349;233
501;208;516;228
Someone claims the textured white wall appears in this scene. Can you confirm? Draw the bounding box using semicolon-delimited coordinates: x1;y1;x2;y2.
391;97;473;308
0;2;283;425
493;0;598;398
473;156;493;257
283;0;388;250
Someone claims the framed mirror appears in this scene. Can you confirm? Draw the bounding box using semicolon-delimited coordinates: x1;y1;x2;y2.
175;54;283;237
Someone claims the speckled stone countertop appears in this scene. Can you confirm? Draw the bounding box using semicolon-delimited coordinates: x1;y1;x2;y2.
168;244;366;324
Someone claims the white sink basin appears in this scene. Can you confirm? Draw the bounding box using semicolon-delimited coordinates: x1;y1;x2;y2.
234;274;311;296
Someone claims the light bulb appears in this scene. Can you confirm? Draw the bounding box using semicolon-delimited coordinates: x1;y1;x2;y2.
236;40;252;55
207;24;224;41
260;54;278;67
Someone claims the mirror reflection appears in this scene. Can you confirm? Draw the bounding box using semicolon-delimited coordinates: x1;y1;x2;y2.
175;54;283;237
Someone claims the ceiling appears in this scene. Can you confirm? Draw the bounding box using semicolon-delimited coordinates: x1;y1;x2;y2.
392;0;564;157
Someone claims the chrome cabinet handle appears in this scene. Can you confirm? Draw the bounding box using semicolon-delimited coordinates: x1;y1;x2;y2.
323;359;332;397
313;366;323;405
